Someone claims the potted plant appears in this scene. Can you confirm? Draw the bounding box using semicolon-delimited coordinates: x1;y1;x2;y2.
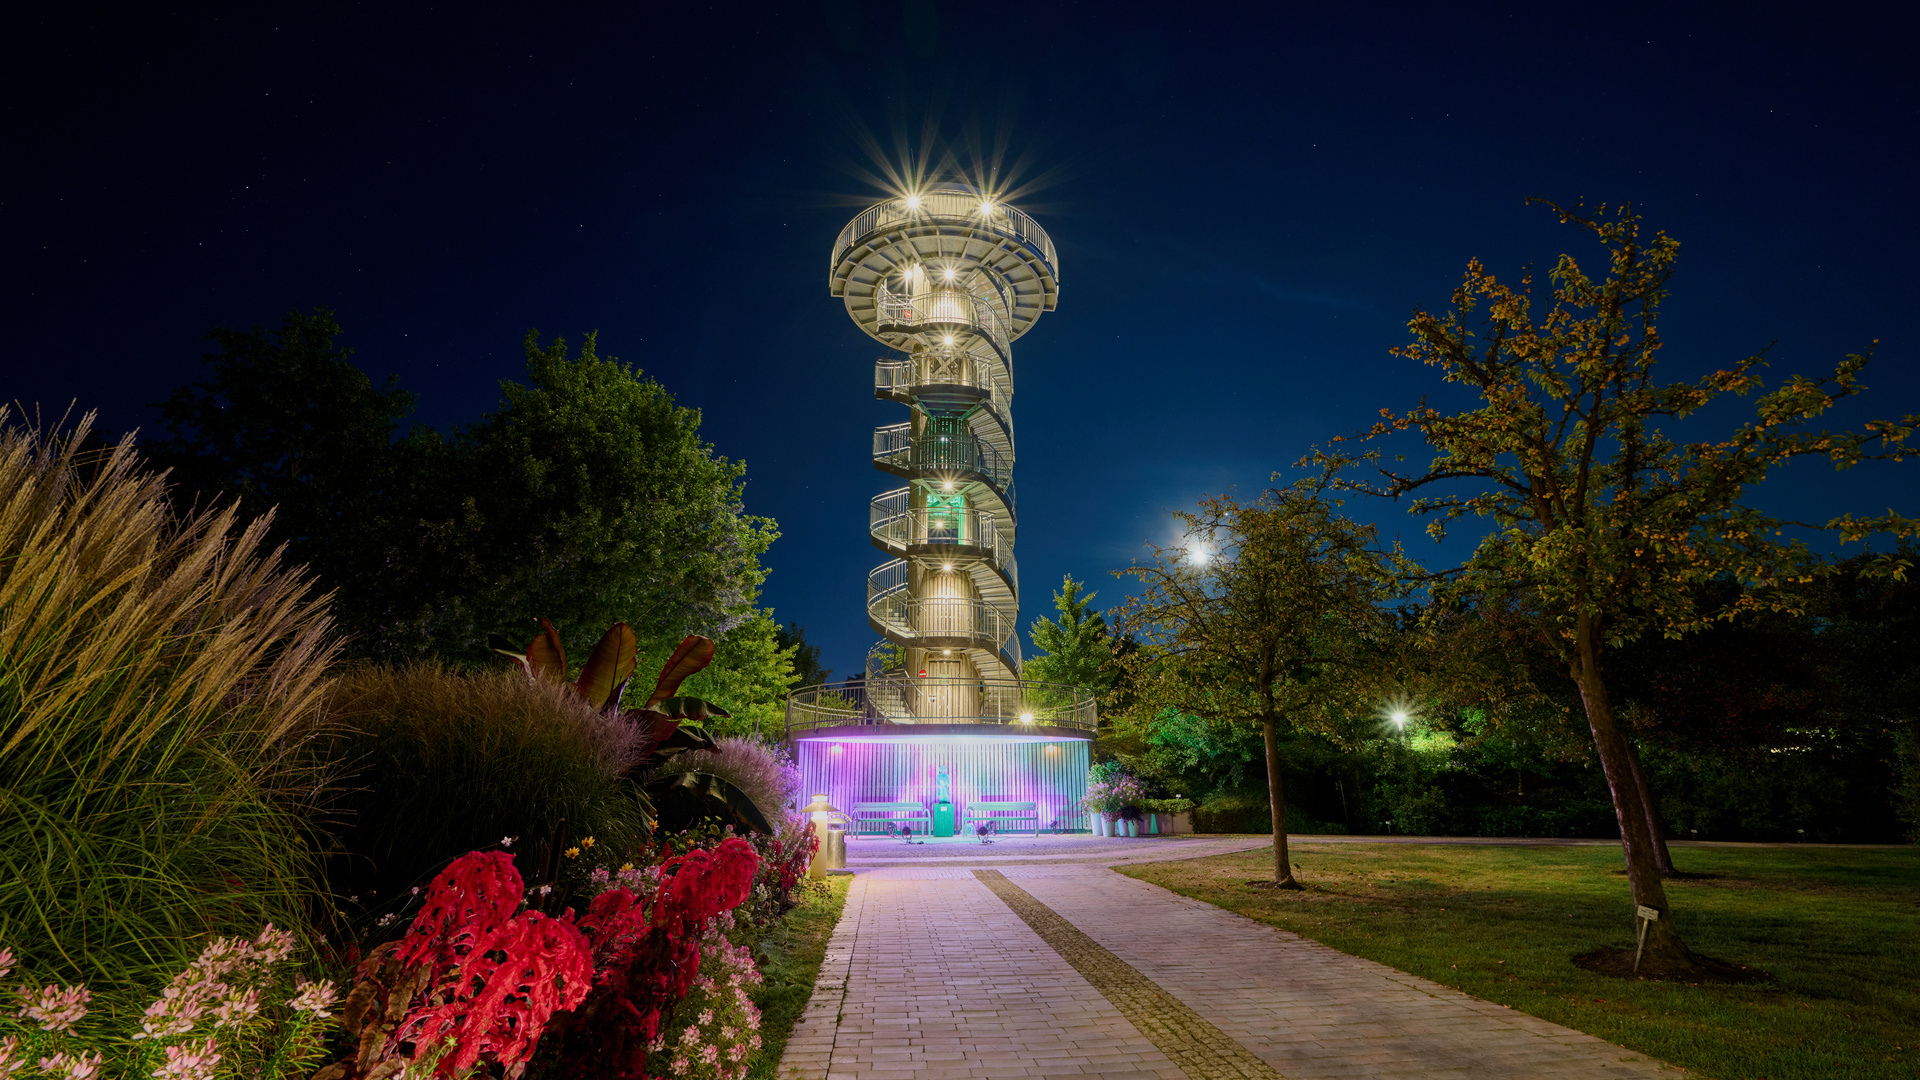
1082;763;1147;837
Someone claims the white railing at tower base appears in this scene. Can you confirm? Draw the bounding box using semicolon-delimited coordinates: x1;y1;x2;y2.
786;676;1095;735
831;192;1059;281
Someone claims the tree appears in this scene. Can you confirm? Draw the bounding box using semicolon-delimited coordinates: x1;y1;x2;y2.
1315;201;1916;976
775;621;833;688
398;330;777;663
1816;545;1920;842
153;319;780;667
148;308;420;619
1116;482;1408;887
1025;576;1115;690
653;609;799;740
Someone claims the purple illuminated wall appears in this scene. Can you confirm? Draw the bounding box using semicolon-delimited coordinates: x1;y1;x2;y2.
795;738;1090;832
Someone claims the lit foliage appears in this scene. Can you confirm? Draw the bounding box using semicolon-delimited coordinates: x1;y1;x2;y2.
0;411;340;988
150;314;779;668
322;838;761;1080
543;838;760;1079
1310;200;1918;973
1024;576;1116;692
1116;482;1410;886
0;927;341;1080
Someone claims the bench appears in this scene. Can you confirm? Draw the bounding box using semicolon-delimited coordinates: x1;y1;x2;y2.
962;801;1039;835
849;801;931;835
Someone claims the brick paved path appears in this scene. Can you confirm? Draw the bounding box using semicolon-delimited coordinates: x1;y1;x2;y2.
782;845;1681;1080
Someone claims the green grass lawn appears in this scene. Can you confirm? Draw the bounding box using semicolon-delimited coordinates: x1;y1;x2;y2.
743;874;850;1080
1120;841;1918;1080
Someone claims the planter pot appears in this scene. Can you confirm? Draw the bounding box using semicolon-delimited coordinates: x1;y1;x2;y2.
1094;816;1108;837
1125;819;1139;837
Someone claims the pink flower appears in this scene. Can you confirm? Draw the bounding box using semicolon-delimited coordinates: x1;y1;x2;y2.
250;924;296;966
670;1057;690;1076
151;1036;221;1080
37;1051;103;1080
697;1009;714;1026
288;979;339;1018
699;1043;720;1066
0;949;14;982
211;986;260;1029
16;984;90;1032
0;1036;25;1078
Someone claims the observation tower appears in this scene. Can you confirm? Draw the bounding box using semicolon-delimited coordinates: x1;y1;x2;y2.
784;187;1094;837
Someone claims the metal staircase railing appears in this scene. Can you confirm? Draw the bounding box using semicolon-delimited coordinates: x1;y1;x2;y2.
872;422;1013;492
874;285;1010;361
787;676;1096;735
831;191;1058;281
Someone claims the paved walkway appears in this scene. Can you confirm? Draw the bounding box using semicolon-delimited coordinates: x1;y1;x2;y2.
780;837;1681;1080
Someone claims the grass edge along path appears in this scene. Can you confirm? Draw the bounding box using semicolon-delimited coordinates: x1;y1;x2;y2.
742;875;850;1080
1119;840;1917;1080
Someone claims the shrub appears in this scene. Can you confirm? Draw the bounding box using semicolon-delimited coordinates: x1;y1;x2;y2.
656;737;801;831
0;412;340;988
321;664;648;901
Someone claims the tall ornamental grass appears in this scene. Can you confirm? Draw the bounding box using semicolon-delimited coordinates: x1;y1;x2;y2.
321;664;648;900
0;411;341;989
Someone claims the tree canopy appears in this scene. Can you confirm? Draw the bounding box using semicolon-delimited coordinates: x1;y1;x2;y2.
1116;482;1409;886
1024;576;1115;690
1314;201;1918;976
150;312;779;672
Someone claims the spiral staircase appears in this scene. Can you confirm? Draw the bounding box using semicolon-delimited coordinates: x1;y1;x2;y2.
828;187;1059;700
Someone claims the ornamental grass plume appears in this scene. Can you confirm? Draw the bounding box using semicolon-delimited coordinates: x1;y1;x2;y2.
0;409;341;988
320;664;647;901
654;737;801;830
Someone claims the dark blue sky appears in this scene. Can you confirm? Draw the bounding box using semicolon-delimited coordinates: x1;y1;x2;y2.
6;3;1917;677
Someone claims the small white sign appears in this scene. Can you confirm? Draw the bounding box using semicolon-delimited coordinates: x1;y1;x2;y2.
1636;905;1660;921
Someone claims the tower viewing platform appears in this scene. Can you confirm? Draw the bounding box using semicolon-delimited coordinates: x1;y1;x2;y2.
787;185;1089;836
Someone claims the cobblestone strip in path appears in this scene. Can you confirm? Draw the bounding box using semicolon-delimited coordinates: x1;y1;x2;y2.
781;868;1183;1080
974;870;1283;1080
1009;866;1681;1080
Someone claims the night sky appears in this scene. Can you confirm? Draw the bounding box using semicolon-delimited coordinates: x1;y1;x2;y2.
6;3;1917;677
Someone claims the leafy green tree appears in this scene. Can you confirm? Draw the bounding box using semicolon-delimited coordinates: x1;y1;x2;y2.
153;319;780;669
1025;576;1115;690
393;330;778;662
1315;201;1917;975
775;621;833;688
1817;545;1920;842
1116;482;1409;887
148;308;420;623
652;609;799;739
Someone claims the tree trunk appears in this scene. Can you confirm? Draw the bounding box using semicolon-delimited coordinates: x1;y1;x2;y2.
1262;713;1301;889
1623;734;1676;876
1569;618;1695;972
